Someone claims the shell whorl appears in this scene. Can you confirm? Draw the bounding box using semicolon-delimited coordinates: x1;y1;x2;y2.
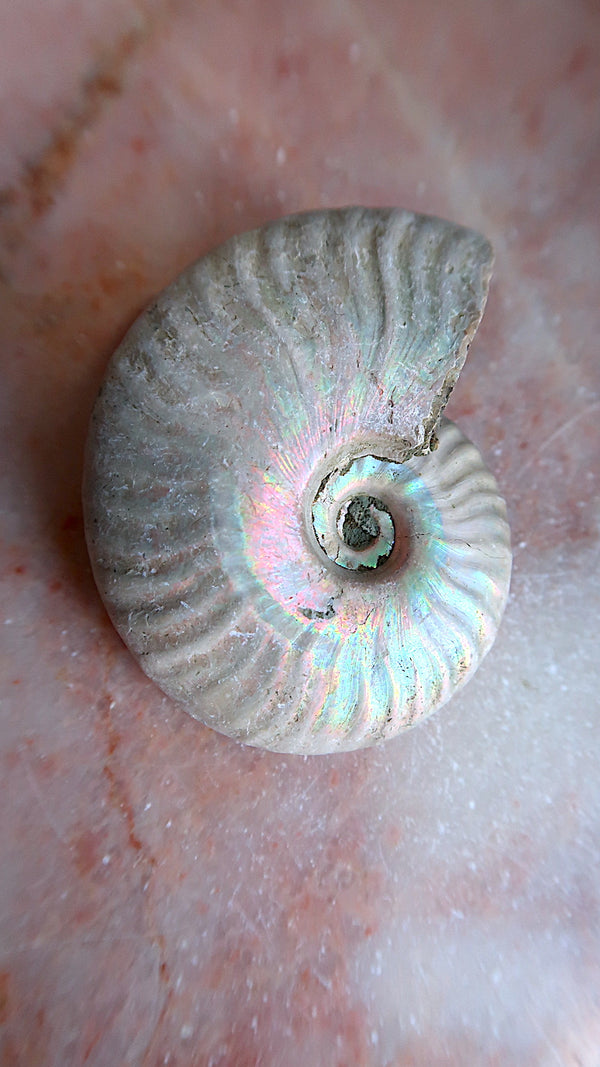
83;208;511;754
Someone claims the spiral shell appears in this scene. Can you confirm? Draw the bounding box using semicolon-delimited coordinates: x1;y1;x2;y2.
83;208;511;754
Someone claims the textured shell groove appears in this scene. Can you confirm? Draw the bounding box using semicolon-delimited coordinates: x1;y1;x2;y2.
83;207;511;754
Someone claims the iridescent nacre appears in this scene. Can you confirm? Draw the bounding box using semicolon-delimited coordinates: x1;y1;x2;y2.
83;208;511;754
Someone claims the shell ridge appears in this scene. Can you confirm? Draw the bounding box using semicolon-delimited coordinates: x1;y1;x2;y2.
99;558;216;616
384;596;446;719
161;618;269;697
340;213;388;384
269;213;355;418
138;593;246;674
361;642;395;739
371;211;415;403
245;647;311;744
416;574;484;667
227;227;320;450
310;633;364;739
130;575;243;652
399;221;471;451
201;629;290;734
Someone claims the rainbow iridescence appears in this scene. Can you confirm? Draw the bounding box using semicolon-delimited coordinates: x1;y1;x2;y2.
214;419;510;752
84;208;510;753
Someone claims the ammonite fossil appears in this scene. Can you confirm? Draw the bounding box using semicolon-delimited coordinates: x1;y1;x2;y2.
83;208;511;754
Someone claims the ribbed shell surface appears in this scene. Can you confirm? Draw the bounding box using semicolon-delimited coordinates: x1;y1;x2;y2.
83;208;510;753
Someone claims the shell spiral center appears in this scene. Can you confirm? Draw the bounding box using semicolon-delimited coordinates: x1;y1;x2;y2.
311;455;409;574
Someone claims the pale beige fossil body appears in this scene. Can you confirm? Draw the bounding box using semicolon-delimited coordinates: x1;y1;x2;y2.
83;208;511;753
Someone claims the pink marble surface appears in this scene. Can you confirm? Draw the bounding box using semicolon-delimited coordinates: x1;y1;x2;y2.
1;1;599;1063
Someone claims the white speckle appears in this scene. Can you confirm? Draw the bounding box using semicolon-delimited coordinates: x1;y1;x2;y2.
180;1024;193;1040
4;618;12;625
251;1015;258;1032
349;42;361;63
276;146;287;166
518;541;527;549
468;800;475;810
492;969;502;985
370;1030;379;1045
144;801;152;811
371;948;383;976
102;854;111;865
165;820;172;829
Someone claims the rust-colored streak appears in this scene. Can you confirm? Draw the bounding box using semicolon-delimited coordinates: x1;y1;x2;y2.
103;760;146;854
0;971;10;1025
98;692;154;861
70;827;107;879
0;25;146;233
82;1029;103;1063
